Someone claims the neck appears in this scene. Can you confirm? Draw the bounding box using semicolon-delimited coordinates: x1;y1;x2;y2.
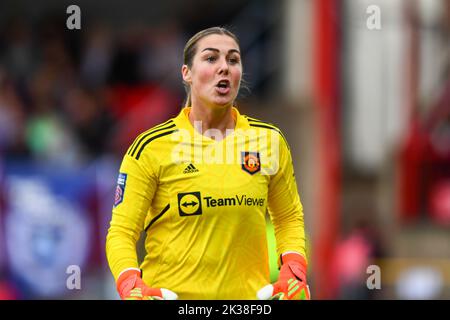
188;103;236;140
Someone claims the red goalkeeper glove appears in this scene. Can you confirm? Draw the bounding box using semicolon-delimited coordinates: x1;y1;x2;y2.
257;253;310;300
116;269;178;300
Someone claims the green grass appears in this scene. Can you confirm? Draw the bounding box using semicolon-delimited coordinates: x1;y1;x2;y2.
266;220;280;282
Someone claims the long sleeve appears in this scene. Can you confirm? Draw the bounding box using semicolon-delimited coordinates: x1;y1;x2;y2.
105;150;158;281
267;137;307;265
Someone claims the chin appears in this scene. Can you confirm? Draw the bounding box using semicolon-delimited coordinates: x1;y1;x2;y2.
213;97;234;107
214;101;231;107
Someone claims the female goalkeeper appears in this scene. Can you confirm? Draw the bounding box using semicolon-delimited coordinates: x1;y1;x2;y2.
106;26;310;300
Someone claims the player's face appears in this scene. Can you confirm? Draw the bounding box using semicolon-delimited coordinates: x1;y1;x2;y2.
182;34;242;108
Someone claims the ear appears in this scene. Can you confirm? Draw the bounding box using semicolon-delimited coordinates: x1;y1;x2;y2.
181;65;192;84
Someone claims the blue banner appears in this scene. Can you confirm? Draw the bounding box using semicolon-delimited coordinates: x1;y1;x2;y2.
2;162;96;298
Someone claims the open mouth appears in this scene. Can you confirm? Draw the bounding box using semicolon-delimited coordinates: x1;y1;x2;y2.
216;80;230;94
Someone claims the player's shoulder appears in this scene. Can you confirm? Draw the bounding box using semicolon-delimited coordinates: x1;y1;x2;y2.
243;115;290;149
126;118;178;160
243;115;282;131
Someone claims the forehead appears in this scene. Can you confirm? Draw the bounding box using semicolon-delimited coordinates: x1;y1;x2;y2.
196;34;240;53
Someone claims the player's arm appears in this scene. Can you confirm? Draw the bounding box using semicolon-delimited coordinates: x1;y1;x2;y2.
105;149;177;300
258;133;310;300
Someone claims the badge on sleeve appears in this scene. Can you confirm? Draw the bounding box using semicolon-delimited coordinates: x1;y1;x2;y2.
114;173;127;207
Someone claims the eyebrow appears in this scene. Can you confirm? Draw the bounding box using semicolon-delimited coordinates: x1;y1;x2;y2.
201;48;241;55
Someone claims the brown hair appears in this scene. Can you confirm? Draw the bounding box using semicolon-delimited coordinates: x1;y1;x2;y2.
182;26;241;107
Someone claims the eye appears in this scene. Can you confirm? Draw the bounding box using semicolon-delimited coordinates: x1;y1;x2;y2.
206;56;217;63
228;56;240;65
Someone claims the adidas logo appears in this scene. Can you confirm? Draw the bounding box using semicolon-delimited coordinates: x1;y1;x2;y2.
183;163;199;174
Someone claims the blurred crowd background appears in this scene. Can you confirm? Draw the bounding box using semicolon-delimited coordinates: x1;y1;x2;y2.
0;0;449;300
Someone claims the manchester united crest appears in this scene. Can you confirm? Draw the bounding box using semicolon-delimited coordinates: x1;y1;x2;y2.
241;152;261;175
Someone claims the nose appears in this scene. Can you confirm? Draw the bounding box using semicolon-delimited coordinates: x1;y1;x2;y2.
218;57;229;75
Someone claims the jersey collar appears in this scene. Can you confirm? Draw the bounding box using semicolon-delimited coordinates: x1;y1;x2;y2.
175;106;250;135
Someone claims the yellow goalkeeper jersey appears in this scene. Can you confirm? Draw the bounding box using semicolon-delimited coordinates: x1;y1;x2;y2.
106;107;307;299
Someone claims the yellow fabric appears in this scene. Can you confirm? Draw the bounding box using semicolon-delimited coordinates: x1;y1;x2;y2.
106;107;307;299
